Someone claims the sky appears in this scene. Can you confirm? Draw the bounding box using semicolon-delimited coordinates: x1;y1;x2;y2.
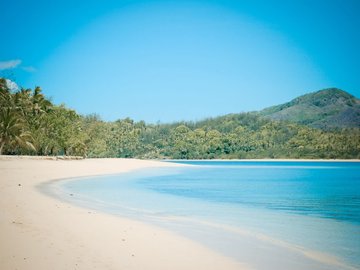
1;0;360;123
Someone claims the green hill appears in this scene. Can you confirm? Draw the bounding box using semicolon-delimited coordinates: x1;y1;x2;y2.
1;78;359;159
259;88;360;129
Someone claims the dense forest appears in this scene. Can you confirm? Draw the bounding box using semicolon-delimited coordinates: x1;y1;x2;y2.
1;78;359;159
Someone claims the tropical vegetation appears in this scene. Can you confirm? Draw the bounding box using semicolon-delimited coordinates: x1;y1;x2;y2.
1;78;359;159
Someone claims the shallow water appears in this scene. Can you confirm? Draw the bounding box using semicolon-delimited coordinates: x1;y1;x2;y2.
50;161;360;270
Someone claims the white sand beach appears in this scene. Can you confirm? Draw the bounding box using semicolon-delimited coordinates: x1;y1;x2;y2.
0;157;246;270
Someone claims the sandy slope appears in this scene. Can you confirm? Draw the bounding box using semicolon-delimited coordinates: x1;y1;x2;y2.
0;157;246;270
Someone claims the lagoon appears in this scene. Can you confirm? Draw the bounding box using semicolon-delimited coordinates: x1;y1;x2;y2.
52;161;360;270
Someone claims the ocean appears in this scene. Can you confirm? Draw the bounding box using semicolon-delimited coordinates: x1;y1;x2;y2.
51;161;360;270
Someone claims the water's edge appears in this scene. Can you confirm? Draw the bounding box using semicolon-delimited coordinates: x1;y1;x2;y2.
39;162;359;270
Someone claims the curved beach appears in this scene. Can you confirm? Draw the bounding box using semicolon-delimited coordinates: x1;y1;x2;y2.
0;157;246;270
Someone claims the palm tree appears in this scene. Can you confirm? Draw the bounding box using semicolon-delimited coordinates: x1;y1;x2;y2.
32;86;52;115
14;88;32;118
0;78;13;108
0;107;35;155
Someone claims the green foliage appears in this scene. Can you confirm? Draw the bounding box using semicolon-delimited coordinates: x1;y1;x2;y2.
0;79;86;156
1;78;359;159
0;107;35;154
259;88;360;129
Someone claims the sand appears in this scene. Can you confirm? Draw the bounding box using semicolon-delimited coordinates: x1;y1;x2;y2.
0;157;247;270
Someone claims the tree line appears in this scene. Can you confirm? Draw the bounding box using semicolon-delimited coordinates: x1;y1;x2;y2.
1;78;359;159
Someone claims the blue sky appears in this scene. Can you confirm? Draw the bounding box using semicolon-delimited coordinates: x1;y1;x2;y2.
1;0;359;122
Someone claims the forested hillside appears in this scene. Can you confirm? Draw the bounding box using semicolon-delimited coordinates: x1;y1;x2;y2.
1;78;359;159
259;88;360;129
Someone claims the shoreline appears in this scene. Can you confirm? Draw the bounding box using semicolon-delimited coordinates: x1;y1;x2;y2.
1;155;359;162
0;157;246;270
164;158;360;162
45;159;358;270
1;156;358;270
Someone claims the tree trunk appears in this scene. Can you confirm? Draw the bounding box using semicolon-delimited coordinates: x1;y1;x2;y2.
0;141;5;155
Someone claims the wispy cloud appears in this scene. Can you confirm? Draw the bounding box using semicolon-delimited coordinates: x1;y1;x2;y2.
0;59;22;70
22;66;37;73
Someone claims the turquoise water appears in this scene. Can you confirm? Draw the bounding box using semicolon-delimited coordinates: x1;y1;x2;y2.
53;161;360;270
161;161;360;224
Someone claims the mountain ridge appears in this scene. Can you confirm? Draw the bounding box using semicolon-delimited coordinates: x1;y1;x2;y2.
258;88;360;129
